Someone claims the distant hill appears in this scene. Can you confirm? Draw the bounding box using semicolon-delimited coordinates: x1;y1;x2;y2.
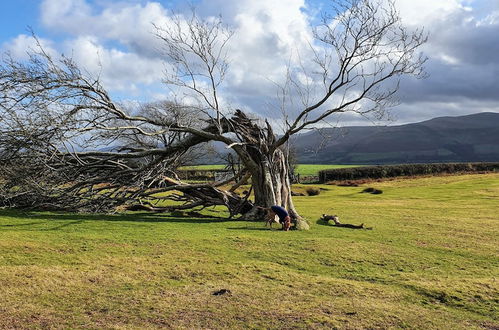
290;112;499;164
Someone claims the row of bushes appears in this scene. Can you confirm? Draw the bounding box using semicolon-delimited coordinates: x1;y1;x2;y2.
318;162;499;182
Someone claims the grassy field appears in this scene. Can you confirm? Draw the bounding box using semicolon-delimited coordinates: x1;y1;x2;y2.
1;173;498;329
294;164;360;176
181;164;360;177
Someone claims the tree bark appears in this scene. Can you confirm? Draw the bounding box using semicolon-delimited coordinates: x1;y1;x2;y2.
239;148;309;230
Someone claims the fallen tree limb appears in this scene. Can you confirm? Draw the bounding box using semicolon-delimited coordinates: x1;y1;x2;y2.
321;214;372;230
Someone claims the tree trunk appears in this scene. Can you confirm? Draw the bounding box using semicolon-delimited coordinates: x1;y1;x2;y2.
240;148;309;230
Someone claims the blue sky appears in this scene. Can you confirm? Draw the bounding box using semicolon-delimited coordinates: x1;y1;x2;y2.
1;0;498;125
0;0;39;40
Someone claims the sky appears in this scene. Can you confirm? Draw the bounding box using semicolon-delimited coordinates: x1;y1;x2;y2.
1;0;498;126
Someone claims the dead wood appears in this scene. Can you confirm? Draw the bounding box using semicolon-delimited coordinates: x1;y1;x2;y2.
321;214;371;229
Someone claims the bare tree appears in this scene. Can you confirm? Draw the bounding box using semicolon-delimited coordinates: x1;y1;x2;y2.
0;0;426;229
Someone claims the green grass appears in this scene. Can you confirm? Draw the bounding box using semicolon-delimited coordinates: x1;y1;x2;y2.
1;173;498;329
181;164;360;177
294;164;361;176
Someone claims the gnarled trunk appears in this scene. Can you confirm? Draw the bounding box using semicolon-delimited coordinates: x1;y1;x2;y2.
223;110;309;229
239;148;309;230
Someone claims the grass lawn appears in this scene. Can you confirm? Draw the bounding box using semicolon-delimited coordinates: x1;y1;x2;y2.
0;173;498;329
294;164;361;176
181;164;361;177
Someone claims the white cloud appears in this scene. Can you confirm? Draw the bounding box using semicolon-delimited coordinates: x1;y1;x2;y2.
394;0;471;26
40;0;92;27
1;34;57;60
47;0;310;98
41;0;169;57
2;0;496;125
64;36;165;91
205;0;316;116
477;11;499;25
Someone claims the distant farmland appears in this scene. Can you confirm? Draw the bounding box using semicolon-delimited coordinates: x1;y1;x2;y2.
181;164;361;177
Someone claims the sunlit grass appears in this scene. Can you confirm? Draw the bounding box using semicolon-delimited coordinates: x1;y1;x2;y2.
181;164;361;177
294;164;361;176
0;173;498;329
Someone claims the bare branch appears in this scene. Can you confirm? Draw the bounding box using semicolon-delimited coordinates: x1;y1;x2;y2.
273;0;427;149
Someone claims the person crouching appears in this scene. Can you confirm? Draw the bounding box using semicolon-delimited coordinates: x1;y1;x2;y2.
266;205;291;231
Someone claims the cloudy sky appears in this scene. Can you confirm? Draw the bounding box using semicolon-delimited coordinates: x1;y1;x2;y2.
1;0;498;126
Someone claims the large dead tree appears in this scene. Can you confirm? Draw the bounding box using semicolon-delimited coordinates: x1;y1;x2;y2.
0;0;426;229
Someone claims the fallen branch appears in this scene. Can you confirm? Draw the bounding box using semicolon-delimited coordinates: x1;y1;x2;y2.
321;214;372;230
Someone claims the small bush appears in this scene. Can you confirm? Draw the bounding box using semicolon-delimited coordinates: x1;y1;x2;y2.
361;187;383;194
305;187;321;196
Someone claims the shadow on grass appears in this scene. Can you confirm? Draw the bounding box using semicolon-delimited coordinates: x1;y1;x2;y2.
46;220;85;231
316;218;370;230
0;209;232;228
316;218;356;229
226;227;270;231
0;221;46;227
316;218;330;226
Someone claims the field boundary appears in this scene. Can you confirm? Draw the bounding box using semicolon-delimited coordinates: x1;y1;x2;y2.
318;162;499;182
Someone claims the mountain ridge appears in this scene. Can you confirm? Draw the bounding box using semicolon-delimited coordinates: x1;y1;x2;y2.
290;112;499;164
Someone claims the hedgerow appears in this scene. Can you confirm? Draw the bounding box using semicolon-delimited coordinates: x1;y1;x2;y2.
318;162;499;182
